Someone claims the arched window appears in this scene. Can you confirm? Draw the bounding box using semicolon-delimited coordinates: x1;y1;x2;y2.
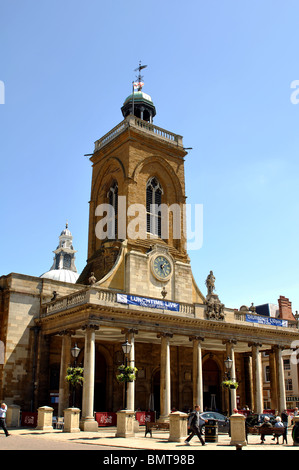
107;181;118;239
146;177;163;237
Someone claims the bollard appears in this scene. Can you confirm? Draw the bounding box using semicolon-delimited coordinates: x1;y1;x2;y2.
292;416;299;446
6;405;20;427
115;409;135;438
36;406;54;431
63;408;80;433
230;412;247;447
168;411;188;443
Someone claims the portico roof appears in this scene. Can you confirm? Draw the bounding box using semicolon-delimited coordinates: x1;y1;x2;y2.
39;286;299;353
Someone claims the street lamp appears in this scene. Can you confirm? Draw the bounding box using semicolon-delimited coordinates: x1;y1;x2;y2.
71;344;80;365
121;339;132;409
121;339;132;357
224;356;233;376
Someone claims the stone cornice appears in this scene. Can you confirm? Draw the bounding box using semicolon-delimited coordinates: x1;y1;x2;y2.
39;300;299;348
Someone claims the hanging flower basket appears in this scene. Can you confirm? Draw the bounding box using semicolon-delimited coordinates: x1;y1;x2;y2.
221;379;239;390
65;366;84;387
116;365;138;383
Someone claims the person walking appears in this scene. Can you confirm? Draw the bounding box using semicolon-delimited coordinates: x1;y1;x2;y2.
0;403;10;437
185;404;207;446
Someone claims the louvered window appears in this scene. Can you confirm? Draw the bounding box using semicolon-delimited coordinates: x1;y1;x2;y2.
146;177;163;237
107;181;118;239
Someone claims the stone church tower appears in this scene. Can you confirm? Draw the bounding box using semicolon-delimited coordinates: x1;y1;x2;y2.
78;82;204;304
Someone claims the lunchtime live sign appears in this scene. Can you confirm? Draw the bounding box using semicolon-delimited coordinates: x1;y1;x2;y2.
116;293;180;312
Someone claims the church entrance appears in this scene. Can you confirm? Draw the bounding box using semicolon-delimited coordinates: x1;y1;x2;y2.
202;357;222;412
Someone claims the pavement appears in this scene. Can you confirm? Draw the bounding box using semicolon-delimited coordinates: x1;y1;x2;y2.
1;426;299;452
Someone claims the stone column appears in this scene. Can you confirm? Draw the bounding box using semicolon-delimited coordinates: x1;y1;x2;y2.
80;324;99;432
189;336;204;410
250;342;263;413
127;329;137;412
224;340;237;411
58;331;72;417
158;333;172;422
274;345;286;413
244;355;253;410
269;348;278;410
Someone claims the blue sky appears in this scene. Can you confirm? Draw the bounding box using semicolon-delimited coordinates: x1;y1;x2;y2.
1;0;299;312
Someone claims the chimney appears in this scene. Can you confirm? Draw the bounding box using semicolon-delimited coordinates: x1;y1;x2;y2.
278;296;295;321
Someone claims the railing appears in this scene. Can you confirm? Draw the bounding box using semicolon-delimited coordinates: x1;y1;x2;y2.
94;115;183;152
42;288;194;317
43;290;88;315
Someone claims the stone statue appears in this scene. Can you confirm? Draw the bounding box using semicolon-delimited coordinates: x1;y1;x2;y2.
205;270;216;296
205;270;225;321
88;272;97;285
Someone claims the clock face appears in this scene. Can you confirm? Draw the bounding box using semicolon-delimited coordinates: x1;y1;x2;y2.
152;255;172;280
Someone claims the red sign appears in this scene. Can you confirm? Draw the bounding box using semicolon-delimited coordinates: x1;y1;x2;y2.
135;411;155;425
21;412;38;427
95;412;117;427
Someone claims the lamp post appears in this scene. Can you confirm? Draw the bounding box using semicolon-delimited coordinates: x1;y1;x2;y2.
121;339;132;409
70;343;80;407
224;356;233;415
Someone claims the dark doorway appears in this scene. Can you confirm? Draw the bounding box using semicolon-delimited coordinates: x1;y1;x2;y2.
94;351;107;411
202;358;221;412
152;370;160;417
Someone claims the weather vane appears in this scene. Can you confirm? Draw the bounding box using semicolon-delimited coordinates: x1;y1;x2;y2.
133;61;147;91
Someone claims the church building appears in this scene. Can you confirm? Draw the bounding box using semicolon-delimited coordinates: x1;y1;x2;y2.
1;74;299;430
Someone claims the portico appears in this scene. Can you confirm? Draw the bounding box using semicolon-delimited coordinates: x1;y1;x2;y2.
39;285;298;427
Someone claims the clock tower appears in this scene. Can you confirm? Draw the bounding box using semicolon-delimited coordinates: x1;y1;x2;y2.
78;74;204;304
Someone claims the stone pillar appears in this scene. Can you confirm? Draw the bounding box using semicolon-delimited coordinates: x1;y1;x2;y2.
158;333;172;422
274;345;286;413
115;409;135;438
6;405;20;427
230;412;247;447
250;342;263;413
168;411;188;442
36;406;54;431
127;330;137;412
190;336;204;410
244;355;253;410
63;407;81;433
80;324;99;432
225;340;237;411
58;331;72;417
269;348;278;410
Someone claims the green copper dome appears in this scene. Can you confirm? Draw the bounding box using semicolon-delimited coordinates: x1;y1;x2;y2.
121;90;156;122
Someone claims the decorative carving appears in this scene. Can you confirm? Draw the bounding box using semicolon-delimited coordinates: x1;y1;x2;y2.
205;295;225;320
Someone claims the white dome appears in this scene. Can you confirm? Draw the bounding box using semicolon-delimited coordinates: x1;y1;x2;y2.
40;269;79;283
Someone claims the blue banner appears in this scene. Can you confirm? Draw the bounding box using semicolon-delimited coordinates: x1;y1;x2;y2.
246;314;288;327
116;293;180;312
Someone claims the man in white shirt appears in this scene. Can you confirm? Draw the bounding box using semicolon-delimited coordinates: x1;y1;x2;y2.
0;403;10;436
